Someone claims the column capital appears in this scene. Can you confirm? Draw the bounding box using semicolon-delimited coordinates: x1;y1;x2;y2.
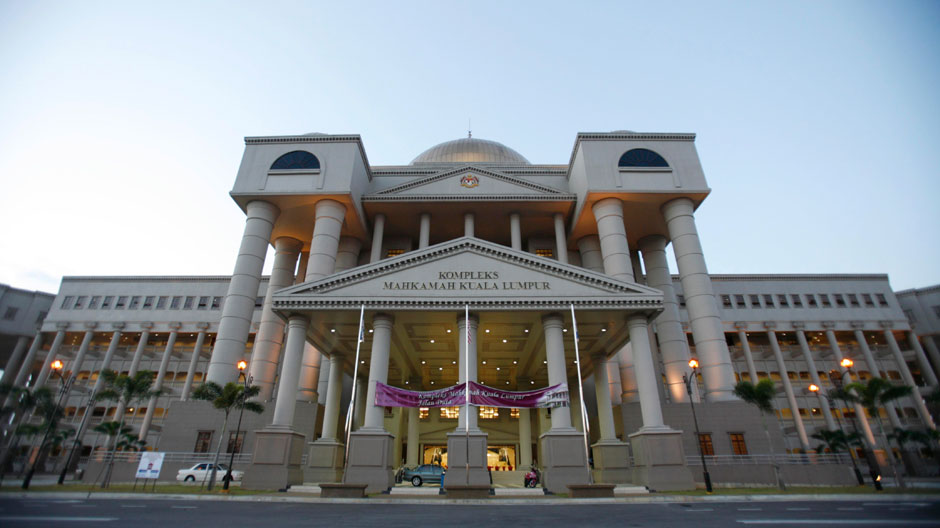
762;321;777;330
821;321;836;329
139;321;154;330
791;321;806;330
733;321;749;330
879;320;895;329
660;196;695;218
541;312;564;328
637;234;668;252
456;312;480;326
111;322;125;330
373;312;395;327
83;322;98;330
592;351;610;362
246;199;280;221
55;322;70;330
287;314;309;328
196;322;210;330
168;321;182;330
274;236;303;253
849;321;867;330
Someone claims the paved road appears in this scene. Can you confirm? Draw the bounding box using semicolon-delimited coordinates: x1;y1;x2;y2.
1;498;939;527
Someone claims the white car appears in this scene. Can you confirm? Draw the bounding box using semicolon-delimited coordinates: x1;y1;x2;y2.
176;462;243;483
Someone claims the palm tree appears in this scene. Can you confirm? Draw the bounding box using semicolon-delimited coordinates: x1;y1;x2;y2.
191;381;263;490
887;427;921;476
94;370;163;488
845;377;913;487
811;429;861;454
733;379;785;490
16;386;71;489
0;384;46;484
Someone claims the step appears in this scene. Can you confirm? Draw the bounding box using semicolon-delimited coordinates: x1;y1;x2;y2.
390;485;444;495
493;487;545;496
614;485;650;495
287;485;321;494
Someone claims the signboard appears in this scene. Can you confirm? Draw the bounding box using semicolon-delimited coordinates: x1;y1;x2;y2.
374;381;569;409
135;452;165;480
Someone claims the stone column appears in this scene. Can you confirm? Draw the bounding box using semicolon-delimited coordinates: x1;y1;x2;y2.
662;197;735;402
127;324;152;377
139;325;178;440
35;326;68;387
852;325;902;429
617;344;638;402
590;198;634;282
456;313;479;431
592;353;616;441
250;237;302;401
370;213;385;263
407;406;420;467
908;331;939;387
517;408;532;468
335;237;362;271
297;343;322;402
208;200;279;385
345;314;396;492
306;200;346;280
766;324;810;451
320;353;345;441
509;213;522;251
825;325;878;447
464;212;475;238
271;316;308;429
923;336;940;381
0;336;29;387
553;213;568;264
11;331;43;388
640;235;694;403
793;325;837;431
736;326;759;385
591;350;631;483
882;324;936;429
419;213;431;249
628;316;666;430
542;314;571;430
62;325;96;402
181;327;208;401
92;326;124;395
577;235;604;273
354;378;367;430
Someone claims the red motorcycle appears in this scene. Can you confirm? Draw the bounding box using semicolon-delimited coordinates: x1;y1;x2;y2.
524;467;541;488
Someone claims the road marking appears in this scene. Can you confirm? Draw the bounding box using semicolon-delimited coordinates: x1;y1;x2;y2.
682;508;713;512
121;505;146;508
171;506;197;509
738;520;939;525
0;516;117;522
837;507;862;511
737;508;763;511
786;507;811;511
889;507;914;511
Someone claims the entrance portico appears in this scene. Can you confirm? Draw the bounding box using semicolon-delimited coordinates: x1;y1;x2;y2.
245;237;691;493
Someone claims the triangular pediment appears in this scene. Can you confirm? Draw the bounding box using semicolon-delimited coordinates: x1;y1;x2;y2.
273;237;663;312
363;166;575;201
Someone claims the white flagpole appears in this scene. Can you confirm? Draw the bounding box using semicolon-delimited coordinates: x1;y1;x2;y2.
464;304;470;485
570;303;593;484
343;305;366;466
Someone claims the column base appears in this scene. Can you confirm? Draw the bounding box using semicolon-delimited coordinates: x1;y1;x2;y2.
539;428;590;494
304;438;344;484
343;429;395;493
591;440;631;484
442;430;490;487
241;427;306;490
629;427;695;491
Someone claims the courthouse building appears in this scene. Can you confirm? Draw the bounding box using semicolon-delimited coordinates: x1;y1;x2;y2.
3;131;938;492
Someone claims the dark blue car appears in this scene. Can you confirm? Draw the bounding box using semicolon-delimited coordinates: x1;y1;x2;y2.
402;464;445;486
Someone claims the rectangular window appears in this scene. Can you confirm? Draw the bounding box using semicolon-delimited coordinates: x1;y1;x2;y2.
156;296;168;309
904;309;916;323
848;294;860;307
876;294;888;307
194;431;213;453
61;296;74;309
791;294;803;308
116;296;128;309
128;296;140;309
534;248;554;258
510;408;520;419
749;294;761;308
721;295;733;308
88;296;101;309
440;406;460;419
211;296;222;309
170;296;182;309
419;407;429;420
729;433;748;455
254;296;264;309
933;305;940;319
385;248;406;257
763;294;775;308
478;407;499;420
102;296;113;309
735;295;746;308
862;294;875;307
226;431;246;454
807;295;818;308
698;433;714;456
3;307;18;321
677;295;686;308
183;296;195;309
143;296;154;309
819;294;831;307
198;296;209;309
73;296;87;309
834;294;846;307
777;294;789;308
35;311;47;324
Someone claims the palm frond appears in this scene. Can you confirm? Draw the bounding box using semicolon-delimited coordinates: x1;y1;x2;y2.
733;379;776;414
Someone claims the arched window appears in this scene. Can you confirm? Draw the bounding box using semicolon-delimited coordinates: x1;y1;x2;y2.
270;150;320;170
618;148;668;168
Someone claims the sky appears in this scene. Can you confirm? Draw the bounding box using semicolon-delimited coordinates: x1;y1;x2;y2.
0;0;938;294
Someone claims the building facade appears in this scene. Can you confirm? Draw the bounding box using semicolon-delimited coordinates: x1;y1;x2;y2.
3;132;938;492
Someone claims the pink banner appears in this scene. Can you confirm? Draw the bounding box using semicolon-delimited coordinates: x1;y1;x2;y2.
374;381;568;409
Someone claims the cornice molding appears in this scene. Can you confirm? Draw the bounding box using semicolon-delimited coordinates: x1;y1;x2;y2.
370;165;569;197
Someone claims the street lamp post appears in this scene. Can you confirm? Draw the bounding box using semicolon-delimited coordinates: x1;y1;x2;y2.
22;360;73;490
829;358;882;491
808;383;864;485
222;360;252;491
682;358;712;493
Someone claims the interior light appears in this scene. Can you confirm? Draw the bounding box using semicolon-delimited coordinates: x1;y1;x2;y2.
506;382;510;385
430;339;435;343
482;360;487;364
485;329;490;333
330;329;335;333
369;329;373;333
452;361;456;364
524;329;529;333
601;328;606;332
438;367;443;371
530;380;535;385
543;360;547;364
512;360;517;364
421;360;426;364
502;339;507;343
496;367;500;371
360;360;365;364
447;329;452;333
563;329;568;333
430;381;434;385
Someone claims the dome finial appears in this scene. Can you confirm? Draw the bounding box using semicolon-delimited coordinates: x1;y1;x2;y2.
468;118;472;139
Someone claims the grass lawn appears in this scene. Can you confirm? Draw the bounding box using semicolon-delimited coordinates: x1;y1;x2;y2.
662;486;940;496
0;482;279;496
